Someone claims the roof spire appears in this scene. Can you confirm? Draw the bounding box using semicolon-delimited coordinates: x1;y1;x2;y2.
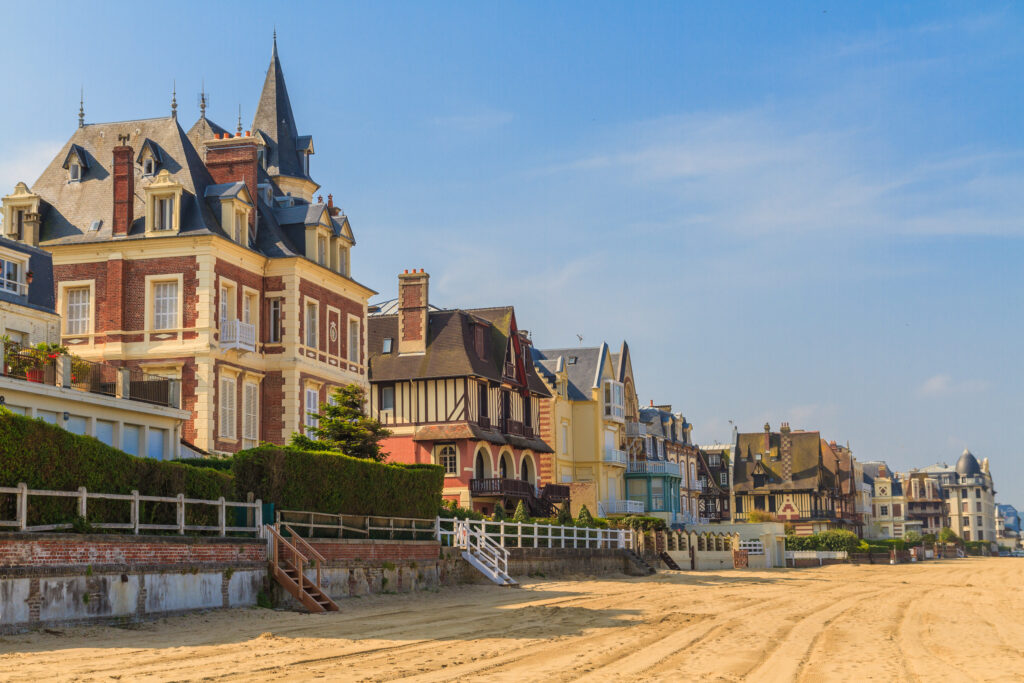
171;80;178;119
199;80;207;120
78;87;84;128
273;28;277;56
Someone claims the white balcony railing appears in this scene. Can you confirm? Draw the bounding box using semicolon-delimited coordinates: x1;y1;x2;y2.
603;448;627;466
625;422;647;437
600;499;645;515
221;319;256;352
0;278;27;297
627;460;683;477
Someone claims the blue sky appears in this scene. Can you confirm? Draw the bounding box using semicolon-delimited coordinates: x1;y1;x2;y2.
2;2;1023;504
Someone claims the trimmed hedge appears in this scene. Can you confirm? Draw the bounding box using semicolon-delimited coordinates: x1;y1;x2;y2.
0;412;233;528
232;445;443;519
785;529;860;553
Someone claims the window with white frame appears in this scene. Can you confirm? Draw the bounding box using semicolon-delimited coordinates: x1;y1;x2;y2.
219;283;236;326
69;163;81;182
153;281;178;330
0;256;24;294
603;380;624;420
338;246;349;276
380;385;395;412
304;387;320;435
65;287;91;334
317;235;327;266
242;381;259;448
234;212;245;244
154;197;174;230
347;317;360;363
243;291;257;326
437;444;458;476
219;375;237;440
305;301;318;348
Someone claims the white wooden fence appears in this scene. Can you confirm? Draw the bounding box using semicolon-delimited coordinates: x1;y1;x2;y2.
0;483;262;536
436;518;632;549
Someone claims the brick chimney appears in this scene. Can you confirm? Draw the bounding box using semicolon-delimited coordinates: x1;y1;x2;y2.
763;422;771;455
326;194;340;217
397;269;429;355
204;134;258;226
112;143;134;236
780;422;792;480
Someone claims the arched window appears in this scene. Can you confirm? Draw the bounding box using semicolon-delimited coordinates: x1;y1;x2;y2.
500;453;510;479
520;457;530;482
437;444;457;476
475;451;487;479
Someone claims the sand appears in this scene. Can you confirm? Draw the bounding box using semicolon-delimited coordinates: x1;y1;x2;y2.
1;558;1022;682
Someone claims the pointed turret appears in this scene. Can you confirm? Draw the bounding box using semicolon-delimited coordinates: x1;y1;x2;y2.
252;34;316;199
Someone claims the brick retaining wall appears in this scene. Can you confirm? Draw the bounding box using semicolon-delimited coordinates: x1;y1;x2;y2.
0;533;266;569
306;538;440;564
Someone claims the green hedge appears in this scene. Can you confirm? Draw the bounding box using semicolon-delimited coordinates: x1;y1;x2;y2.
232;446;443;519
0;412;233;528
785;529;860;553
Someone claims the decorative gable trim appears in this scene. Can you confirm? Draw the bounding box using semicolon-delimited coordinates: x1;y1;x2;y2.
61;144;90;171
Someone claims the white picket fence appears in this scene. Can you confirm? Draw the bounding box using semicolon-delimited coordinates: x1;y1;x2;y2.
0;483;262;536
436;518;632;550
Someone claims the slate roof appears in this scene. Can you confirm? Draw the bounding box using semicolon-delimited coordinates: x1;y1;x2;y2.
368;307;550;397
532;346;604;401
0;237;56;313
251;37;312;183
733;428;836;493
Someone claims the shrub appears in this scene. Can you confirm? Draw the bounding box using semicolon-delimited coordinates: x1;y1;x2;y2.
903;531;923;546
746;510;781;524
492;503;506;522
438;499;485;521
556;504;573;526
177;457;234;471
576;505;595;527
616;515;667;531
231;445;442;519
815;529;860;553
512;501;530;523
0;411;233;529
938;527;961;545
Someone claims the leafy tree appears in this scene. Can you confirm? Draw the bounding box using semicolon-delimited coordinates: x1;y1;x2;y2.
903;531;923;546
289;384;391;461
922;533;937;546
491;503;506;522
512;500;530;523
576;504;595;527
938;527;962;545
556;504;574;526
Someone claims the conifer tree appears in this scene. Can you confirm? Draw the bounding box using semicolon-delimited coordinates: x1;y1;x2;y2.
576;504;595;527
492;503;506;521
556;504;573;526
512;500;530;523
289;384;391;461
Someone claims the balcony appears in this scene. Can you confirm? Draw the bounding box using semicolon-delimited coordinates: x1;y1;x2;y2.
541;484;571;503
603;448;627;467
600;499;645;516
221;319;256;353
470;477;534;499
626;460;682;477
625;422;647;437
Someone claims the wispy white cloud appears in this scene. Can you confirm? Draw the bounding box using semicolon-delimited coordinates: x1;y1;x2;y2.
917;374;990;398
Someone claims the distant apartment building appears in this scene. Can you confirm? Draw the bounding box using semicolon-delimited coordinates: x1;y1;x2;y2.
630;403;690;524
861;461;921;539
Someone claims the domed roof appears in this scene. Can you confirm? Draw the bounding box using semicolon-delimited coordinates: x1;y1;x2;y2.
956;449;982;477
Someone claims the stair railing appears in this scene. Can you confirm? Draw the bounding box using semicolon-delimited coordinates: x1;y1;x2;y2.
455;519;509;578
282;523;326;589
266;524;310;596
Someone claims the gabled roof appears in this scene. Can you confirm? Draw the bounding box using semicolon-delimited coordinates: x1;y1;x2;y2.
368;306;550;397
733;428;836;493
251;37;312;182
186;116;230;153
135;138;164;164
532;345;606;401
61;144;89;170
204;181;250;201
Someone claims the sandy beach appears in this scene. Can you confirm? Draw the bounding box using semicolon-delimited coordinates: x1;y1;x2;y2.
1;558;1021;682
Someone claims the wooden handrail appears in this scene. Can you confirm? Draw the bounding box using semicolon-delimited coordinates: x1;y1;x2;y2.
265;524;308;566
282;524;326;563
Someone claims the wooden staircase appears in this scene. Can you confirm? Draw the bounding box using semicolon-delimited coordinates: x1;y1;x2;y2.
660;551;682;570
266;524;339;613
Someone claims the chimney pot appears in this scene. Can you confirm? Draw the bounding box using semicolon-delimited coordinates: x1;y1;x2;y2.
112;144;135;236
397;269;430;355
327;193;333;207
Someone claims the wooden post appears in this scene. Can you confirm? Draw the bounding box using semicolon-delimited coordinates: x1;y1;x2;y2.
78;486;87;519
390;517;395;540
434;516;441;543
517;521;522;548
254;499;263;536
17;482;27;531
218;497;226;537
176;493;185;535
131;490;139;534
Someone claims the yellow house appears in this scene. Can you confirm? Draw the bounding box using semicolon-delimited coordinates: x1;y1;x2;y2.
533;341;644;517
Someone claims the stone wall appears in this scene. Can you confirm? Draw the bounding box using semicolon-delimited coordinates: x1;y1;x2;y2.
505;548;632;578
0;533;266;633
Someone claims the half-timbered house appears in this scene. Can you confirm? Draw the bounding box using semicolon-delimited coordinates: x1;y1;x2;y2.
367;270;563;515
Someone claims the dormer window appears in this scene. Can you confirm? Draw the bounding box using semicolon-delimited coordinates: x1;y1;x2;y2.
303;153;310;176
317;235;327;266
155;197;174;230
143;159;155;176
61;144;88;184
382;337;393;353
136;139;162;178
257;148;266;169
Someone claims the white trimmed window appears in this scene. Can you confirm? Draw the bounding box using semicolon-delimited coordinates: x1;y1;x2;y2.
347;317;360;363
155;197;175;230
0;257;23;294
603;380;624;420
305;387;320;435
242;381;259;449
305;301;318;348
317;235;327;266
268;298;282;343
65;287;91;335
153;281;178;330
219;375;237;440
243;292;257;326
437;444;458;476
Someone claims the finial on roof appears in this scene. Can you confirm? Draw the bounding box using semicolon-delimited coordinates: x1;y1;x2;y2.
78;87;84;128
171;80;178;119
237;104;243;135
273;28;278;55
199;81;207;120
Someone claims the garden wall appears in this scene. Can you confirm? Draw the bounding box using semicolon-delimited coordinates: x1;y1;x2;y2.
0;533;266;633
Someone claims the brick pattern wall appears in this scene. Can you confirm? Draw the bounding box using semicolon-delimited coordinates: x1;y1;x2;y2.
205;142;258;226
308;541;441;563
262;370;286;444
0;536;266;568
298;278;365;368
112;145;134;235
